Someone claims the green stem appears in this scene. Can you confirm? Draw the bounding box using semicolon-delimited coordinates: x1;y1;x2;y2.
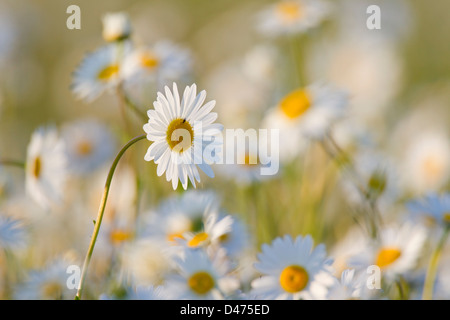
75;134;146;300
0;159;25;169
422;226;449;300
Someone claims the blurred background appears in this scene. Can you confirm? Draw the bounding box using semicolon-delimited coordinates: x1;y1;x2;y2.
0;0;449;299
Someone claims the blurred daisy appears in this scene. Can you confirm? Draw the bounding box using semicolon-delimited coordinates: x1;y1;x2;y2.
251;235;334;300
122;41;192;88
72;43;130;102
340;150;399;213
102;12;132;42
217;214;250;258
407;193;450;229
0;215;26;250
262;83;347;161
400;131;450;195
326;269;364;300
120;237;172;286
61;119;116;175
14;257;77;300
144;190;219;245
257;0;330;37
25;126;68;210
143;83;223;190
180;211;234;250
165;249;238;299
349;223;427;280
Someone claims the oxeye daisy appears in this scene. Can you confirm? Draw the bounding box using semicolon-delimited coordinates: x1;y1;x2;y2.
257;0;330;37
72;43;131;102
14;257;77;300
326;269;364;300
144;190;220;244
349;223;427;280
251;235;335;300
61;119;116;175
25;126;68;210
407;193;450;229
143;83;223;190
165;249;238;300
122;41;192;87
102;12;132;43
180;211;234;250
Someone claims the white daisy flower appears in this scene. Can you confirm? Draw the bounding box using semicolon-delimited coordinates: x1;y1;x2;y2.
257;0;330;37
179;211;234;250
102;12;132;42
143;190;219;244
61;119;116;175
72;43;130;102
407;192;450;229
349;223;427;280
122;41;192;88
400;131;450;195
25;126;68;210
120;237;172;286
165;249;238;300
262;83;347;162
251;235;335;300
0;214;26;250
326;269;365;300
14;257;77;300
143;83;223;190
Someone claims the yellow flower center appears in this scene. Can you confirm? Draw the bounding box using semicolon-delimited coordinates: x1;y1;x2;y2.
77;140;93;156
277;1;303;23
167;232;186;242
97;64;120;81
368;171;387;195
188;232;209;247
279;265;309;293
376;247;401;269
279;88;312;119
443;213;450;224
188;271;215;295
41;282;63;299
110;229;132;244
166;118;194;153
32;156;42;179
241;153;259;167
141;52;159;69
219;233;229;243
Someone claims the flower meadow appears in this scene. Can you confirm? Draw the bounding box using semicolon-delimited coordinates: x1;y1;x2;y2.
0;0;449;301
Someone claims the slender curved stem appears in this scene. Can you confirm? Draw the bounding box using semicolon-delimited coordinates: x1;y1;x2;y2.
422;226;449;300
75;134;146;300
0;159;25;169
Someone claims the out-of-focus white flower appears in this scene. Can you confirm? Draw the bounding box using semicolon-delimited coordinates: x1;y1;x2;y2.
143;83;223;190
102;12;132;42
349;223;427;280
122;41;192;88
61;119;116;176
257;0;330;37
165;249;239;299
399;131;450;195
14;257;77;300
326;269;364;300
25;126;68;210
262;83;347;162
251;235;335;300
72;43;131;102
128;285;170;300
120;237;172;286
